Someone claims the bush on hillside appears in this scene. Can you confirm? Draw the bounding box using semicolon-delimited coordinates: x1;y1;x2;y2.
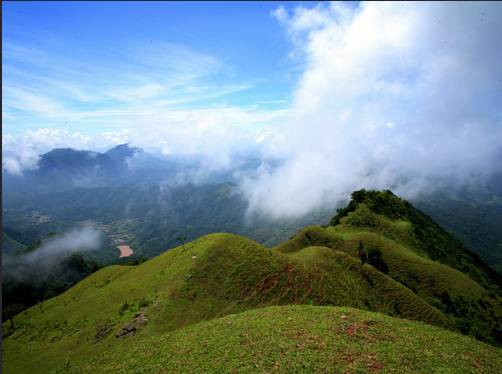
367;248;389;274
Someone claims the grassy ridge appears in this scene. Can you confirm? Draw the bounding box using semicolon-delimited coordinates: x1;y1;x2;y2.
276;191;502;344
330;190;500;289
4;233;450;373
3;189;502;372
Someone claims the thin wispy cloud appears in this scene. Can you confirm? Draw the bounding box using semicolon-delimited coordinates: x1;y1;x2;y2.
2;37;258;128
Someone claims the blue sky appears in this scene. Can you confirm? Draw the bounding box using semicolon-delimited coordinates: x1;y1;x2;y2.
3;1;321;134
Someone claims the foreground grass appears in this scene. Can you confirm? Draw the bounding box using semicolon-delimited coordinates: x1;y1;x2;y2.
69;305;501;373
4;234;449;373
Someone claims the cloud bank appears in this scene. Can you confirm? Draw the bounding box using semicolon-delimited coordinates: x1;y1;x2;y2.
24;226;102;264
242;2;502;219
2;106;283;175
4;227;103;281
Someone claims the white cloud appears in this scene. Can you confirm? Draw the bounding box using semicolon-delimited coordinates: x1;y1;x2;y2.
2;37;279;174
242;1;502;219
2;105;288;175
25;226;102;264
2;39;254;128
4;226;103;281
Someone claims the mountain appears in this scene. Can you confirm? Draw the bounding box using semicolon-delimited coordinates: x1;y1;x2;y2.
105;144;186;179
328;189;500;289
1;181;331;322
105;143;141;161
14;147;119;191
2;144;176;193
414;175;502;273
2;181;332;261
3;190;501;373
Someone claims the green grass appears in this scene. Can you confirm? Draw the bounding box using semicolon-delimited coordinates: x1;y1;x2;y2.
64;305;501;373
276;200;502;344
3;189;502;373
4;233;451;373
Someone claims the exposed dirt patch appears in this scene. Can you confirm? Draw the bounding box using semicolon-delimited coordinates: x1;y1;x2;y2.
346;322;370;337
95;321;114;341
344;320;382;342
115;312;148;338
257;274;280;293
341;350;385;373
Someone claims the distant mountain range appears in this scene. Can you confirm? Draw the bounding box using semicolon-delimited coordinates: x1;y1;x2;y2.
3;144;198;192
3;144;265;195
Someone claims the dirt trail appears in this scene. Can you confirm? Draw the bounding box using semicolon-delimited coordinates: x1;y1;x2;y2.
118;245;133;258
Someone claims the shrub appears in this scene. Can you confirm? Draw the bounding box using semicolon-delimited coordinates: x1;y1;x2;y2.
118;302;130;316
137;297;151;308
367;248;389;274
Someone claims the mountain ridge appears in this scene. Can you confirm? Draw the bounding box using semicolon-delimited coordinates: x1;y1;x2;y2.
3;190;501;373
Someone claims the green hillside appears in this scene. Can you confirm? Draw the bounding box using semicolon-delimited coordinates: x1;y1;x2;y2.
3;190;502;373
69;305;502;373
277;190;501;343
3;234;447;373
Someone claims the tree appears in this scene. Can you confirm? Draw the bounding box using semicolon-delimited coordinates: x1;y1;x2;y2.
176;236;188;251
358;241;367;264
367;248;389;273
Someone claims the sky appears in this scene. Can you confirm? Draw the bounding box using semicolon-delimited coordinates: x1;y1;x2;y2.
3;1;502;219
3;1;305;132
2;1;318;171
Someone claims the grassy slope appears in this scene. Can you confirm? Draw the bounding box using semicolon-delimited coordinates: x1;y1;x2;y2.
4;233;448;373
70;305;501;374
276;210;501;343
330;190;500;290
4;190;502;372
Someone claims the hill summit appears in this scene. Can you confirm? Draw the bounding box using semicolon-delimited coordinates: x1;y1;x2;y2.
330;189;500;289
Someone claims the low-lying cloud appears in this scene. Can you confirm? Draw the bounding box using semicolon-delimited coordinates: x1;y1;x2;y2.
242;2;502;219
4;227;103;281
24;226;102;264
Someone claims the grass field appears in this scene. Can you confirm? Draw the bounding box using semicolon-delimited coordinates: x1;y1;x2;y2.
52;306;502;373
